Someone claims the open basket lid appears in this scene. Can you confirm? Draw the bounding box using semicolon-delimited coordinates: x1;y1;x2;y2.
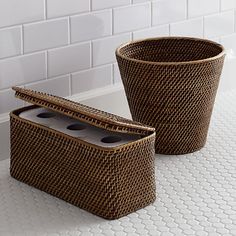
12;87;155;136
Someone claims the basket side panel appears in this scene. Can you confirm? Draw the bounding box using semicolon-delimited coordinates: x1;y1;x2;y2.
10;115;156;219
116;54;225;154
113;136;156;219
10;116;120;219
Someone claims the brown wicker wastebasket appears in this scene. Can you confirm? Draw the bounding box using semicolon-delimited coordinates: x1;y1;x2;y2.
116;37;225;155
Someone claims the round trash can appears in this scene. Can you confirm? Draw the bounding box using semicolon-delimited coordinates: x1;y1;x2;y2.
116;37;225;154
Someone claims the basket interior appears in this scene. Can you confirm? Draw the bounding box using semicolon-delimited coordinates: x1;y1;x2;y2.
118;38;224;63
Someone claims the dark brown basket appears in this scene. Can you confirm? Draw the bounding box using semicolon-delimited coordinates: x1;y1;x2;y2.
10;87;156;220
116;37;226;155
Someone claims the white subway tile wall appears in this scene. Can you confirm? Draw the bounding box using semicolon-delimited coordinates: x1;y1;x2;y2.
47;0;89;18
0;52;46;89
0;89;24;114
71;65;113;93
152;0;187;25
221;33;236;52
113;63;122;84
92;33;131;66
71;10;112;43
48;43;91;77
221;0;236;11
25;75;71;97
133;24;169;39
204;11;234;38
170;18;203;37
0;26;22;59
24;18;69;53
0;0;44;28
0;0;235;114
91;0;131;11
188;0;220;18
113;3;151;34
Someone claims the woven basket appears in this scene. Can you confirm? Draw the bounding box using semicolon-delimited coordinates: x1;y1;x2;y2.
116;37;225;155
10;87;156;220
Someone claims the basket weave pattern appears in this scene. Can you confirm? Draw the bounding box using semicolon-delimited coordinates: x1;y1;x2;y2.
10;88;156;220
116;37;225;154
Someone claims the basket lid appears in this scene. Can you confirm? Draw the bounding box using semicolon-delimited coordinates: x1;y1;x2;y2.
12;87;155;135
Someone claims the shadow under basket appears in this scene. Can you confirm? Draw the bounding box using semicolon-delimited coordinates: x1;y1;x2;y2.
116;37;226;155
10;87;156;220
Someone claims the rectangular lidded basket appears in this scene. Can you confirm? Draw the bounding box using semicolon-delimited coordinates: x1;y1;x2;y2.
10;87;156;220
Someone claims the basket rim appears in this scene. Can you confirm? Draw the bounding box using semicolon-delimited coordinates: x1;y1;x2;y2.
116;36;226;65
10;105;156;152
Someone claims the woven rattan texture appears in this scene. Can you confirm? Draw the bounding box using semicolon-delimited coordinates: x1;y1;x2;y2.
116;37;225;155
10;108;156;220
1;89;236;235
12;87;154;136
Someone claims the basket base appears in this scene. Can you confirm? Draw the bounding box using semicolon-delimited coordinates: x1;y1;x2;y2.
155;143;206;155
10;171;156;220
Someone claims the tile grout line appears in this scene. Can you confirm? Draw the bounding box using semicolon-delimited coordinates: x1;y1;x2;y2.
234;9;236;33
112;8;115;35
149;1;152;27
90;41;93;68
69;74;72;96
0;31;139;62
112;63;115;84
44;0;47;19
68;17;71;44
0;61;125;92
89;0;92;11
0;10;100;31
186;0;189;19
20;25;24;55
0;2;231;32
46;50;49;79
203;15;205;38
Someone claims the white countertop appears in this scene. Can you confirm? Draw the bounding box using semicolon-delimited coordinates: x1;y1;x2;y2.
0;90;236;236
